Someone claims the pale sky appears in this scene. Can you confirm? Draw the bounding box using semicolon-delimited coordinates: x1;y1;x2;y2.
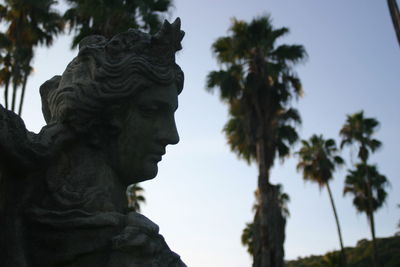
10;1;400;266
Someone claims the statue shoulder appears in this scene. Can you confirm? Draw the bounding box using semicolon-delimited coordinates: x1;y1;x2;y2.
109;212;187;267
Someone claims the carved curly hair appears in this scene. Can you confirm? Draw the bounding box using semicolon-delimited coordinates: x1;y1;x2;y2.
40;19;184;136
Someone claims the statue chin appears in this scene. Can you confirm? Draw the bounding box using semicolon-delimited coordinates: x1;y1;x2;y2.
120;163;158;186
127;166;159;185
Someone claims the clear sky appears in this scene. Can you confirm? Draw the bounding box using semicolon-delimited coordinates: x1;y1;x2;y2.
13;1;400;266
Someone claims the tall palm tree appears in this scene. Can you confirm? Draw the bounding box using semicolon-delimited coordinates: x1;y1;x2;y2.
0;0;64;115
64;0;173;48
296;134;346;266
126;183;146;213
340;111;381;163
340;111;383;267
206;15;306;267
344;164;389;267
387;0;400;47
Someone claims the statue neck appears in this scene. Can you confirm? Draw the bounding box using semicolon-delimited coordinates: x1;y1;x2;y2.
45;142;128;213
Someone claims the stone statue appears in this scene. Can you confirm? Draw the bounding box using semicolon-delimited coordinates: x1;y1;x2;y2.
0;18;186;267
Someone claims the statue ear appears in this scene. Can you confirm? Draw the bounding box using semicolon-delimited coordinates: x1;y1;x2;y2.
108;108;125;136
40;75;61;124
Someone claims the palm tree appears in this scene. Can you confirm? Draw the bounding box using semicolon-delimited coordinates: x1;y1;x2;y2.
340;111;383;267
126;183;146;213
340;111;381;163
344;164;389;267
206;15;306;267
0;0;64;115
296;135;346;266
64;0;173;48
387;0;400;47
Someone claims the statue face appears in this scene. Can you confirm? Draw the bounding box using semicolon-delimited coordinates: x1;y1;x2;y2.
116;83;180;184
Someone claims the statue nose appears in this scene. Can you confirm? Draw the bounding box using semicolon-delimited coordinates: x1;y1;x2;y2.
158;115;179;145
167;119;179;145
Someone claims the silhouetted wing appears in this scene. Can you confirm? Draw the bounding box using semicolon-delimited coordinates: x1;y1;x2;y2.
0;105;42;171
0;104;37;266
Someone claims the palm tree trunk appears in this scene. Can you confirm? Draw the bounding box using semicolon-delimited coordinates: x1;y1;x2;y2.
254;182;285;267
254;137;271;267
253;140;284;267
367;212;380;267
11;80;18;112
364;163;380;267
387;0;400;47
367;211;379;267
325;182;347;267
4;79;9;109
366;185;380;267
17;72;28;116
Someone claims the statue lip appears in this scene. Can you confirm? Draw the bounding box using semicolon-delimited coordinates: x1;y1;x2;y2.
148;154;162;162
148;149;165;162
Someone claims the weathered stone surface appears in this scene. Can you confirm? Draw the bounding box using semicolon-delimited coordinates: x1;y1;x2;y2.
0;18;186;267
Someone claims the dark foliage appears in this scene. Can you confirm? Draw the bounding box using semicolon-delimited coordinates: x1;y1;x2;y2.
286;235;400;267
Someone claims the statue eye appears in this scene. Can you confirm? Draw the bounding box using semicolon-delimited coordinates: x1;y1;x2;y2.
139;105;160;117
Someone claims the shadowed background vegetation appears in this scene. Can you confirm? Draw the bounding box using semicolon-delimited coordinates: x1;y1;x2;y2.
286;236;400;267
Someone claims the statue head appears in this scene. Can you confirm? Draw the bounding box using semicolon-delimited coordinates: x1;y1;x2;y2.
40;18;184;185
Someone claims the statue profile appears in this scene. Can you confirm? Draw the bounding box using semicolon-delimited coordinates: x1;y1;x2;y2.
0;18;186;267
